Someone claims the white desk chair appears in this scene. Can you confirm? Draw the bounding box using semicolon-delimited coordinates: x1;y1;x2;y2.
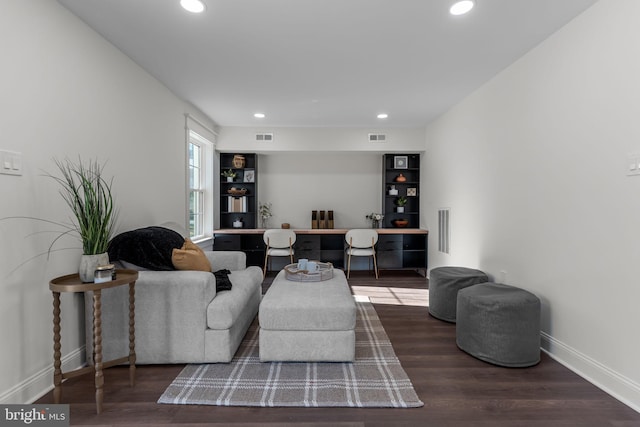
345;229;379;279
263;229;296;276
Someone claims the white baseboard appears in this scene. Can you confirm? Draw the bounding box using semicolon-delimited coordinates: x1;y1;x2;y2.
0;346;86;404
541;332;640;413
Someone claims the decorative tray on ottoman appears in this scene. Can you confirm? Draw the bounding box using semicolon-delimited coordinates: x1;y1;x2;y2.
284;262;334;282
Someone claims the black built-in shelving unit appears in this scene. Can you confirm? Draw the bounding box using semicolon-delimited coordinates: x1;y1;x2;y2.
219;153;258;229
382;153;420;229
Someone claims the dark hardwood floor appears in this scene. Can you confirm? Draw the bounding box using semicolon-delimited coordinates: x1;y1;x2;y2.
36;270;640;426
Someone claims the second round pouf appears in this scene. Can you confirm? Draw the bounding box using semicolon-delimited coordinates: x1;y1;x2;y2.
456;283;541;367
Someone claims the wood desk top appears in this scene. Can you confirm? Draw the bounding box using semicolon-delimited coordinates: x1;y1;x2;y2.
214;228;428;235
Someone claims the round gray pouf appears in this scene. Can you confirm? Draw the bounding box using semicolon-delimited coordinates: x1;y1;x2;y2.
428;266;488;322
456;283;541;367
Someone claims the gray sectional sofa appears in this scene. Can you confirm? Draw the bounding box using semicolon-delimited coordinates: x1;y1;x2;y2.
84;250;263;364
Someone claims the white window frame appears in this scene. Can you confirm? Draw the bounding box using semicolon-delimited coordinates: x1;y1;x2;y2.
187;130;214;242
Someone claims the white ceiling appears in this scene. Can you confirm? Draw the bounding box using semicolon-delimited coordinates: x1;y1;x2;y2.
57;0;598;128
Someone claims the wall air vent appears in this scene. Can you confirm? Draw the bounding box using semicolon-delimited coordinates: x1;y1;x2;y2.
368;133;387;143
255;133;274;142
438;208;451;254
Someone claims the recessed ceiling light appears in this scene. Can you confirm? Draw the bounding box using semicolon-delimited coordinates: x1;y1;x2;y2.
180;0;205;14
377;113;389;119
254;113;266;119
450;0;475;16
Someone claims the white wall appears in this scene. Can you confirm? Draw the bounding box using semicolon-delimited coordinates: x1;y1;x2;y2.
257;152;382;229
0;0;215;403
424;0;640;411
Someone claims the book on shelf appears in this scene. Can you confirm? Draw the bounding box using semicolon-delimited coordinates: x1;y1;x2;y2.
228;196;247;213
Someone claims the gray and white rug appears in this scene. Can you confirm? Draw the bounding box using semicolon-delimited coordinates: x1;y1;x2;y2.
158;300;423;408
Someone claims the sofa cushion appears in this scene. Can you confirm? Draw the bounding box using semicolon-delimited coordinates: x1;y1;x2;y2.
172;239;212;272
206;266;263;330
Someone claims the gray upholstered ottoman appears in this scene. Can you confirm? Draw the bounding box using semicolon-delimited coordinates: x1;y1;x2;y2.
456;283;541;367
428;266;488;322
259;269;356;362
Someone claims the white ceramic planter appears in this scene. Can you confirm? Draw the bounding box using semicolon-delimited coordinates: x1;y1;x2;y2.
79;252;109;283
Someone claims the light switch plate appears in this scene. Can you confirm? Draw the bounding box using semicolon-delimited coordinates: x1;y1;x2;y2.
0;150;22;176
627;154;640;176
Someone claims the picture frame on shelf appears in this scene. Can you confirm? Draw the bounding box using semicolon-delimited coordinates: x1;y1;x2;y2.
394;155;408;169
243;169;255;183
407;188;417;196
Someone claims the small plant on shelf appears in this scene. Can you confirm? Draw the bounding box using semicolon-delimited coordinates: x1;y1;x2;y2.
395;196;408;213
222;169;237;182
395;196;408;207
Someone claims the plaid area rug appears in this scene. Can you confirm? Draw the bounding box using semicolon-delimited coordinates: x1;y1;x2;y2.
158;300;423;408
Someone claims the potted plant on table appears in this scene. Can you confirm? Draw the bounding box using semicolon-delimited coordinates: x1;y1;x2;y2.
366;212;384;228
259;202;273;229
48;158;118;282
395;196;408;213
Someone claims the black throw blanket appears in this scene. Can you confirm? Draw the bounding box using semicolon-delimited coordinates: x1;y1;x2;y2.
213;269;233;292
108;226;184;271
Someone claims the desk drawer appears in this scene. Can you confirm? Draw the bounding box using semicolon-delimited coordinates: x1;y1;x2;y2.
295;235;321;260
213;234;241;250
295;235;321;251
377;235;402;252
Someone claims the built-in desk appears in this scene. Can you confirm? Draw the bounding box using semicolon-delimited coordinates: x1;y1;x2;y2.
213;228;428;275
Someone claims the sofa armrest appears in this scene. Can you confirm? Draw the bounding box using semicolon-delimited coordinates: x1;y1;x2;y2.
205;251;247;271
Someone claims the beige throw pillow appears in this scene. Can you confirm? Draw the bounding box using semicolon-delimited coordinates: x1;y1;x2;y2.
172;239;212;272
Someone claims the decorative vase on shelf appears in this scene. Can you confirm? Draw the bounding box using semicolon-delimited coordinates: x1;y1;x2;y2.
233;155;245;168
393;219;409;228
395;174;407;183
388;185;398;196
79;252;109;283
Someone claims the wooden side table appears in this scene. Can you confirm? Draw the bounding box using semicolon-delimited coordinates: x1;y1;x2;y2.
49;269;138;414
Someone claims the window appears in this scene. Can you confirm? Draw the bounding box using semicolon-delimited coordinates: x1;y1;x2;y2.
187;130;214;241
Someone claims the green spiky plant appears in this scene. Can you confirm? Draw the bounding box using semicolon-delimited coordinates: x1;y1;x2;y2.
395;196;408;207
46;158;117;255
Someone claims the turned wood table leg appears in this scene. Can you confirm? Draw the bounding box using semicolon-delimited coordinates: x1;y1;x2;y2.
52;291;62;404
128;281;136;387
93;289;104;414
